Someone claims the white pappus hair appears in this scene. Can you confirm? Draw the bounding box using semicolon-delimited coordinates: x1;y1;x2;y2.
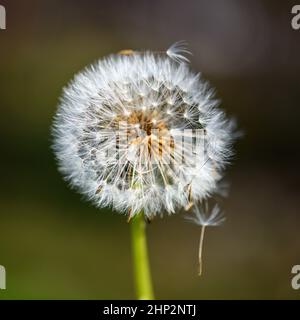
185;204;225;227
52;43;236;219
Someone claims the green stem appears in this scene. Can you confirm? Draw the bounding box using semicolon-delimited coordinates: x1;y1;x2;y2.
130;212;154;299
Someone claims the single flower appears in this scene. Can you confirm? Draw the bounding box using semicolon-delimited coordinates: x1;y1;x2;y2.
52;43;235;219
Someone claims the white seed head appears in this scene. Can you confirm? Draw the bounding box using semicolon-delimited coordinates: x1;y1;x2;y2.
52;43;236;218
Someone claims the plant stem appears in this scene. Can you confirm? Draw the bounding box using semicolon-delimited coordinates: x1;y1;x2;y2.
130;212;154;299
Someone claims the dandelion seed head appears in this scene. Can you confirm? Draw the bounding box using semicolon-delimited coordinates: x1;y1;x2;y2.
52;43;236;217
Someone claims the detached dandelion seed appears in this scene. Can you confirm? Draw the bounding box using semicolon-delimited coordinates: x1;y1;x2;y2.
51;42;237;298
186;204;225;276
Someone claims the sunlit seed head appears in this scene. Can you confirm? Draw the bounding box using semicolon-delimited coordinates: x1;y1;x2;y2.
52;42;236;218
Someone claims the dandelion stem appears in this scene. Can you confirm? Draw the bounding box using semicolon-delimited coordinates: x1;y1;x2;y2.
130;212;154;299
198;225;206;276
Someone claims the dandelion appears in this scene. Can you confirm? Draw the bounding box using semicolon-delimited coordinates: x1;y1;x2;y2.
52;44;235;219
52;42;236;298
186;203;225;276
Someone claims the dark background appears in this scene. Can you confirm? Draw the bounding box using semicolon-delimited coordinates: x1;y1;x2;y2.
0;0;299;299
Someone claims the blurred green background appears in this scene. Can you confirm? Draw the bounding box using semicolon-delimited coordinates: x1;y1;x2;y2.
0;0;299;299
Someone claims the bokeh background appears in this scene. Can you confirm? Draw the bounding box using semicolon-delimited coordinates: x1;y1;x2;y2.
0;0;299;299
